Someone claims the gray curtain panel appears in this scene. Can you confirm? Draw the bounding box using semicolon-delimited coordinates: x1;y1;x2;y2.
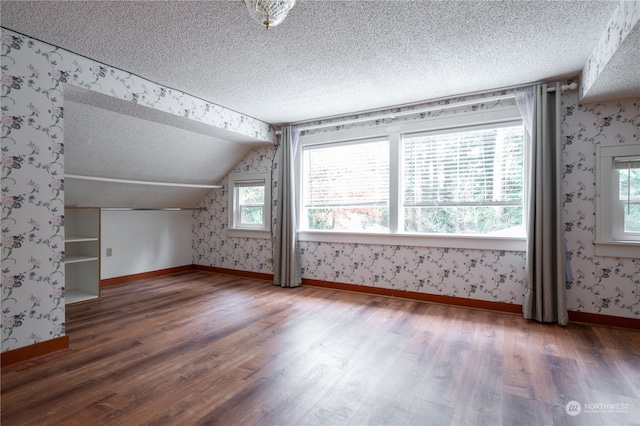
517;83;569;325
274;126;302;288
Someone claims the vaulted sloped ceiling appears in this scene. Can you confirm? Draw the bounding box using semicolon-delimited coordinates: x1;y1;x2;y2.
62;87;269;208
2;1;638;208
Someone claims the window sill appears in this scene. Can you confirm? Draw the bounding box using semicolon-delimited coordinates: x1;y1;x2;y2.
227;228;271;239
297;231;526;251
594;240;640;258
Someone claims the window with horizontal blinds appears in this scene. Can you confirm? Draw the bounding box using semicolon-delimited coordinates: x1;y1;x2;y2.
234;179;266;188
614;157;640;169
302;138;389;231
402;122;524;234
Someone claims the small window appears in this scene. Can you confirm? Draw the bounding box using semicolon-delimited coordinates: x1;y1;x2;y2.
228;172;271;238
596;144;640;257
613;156;640;238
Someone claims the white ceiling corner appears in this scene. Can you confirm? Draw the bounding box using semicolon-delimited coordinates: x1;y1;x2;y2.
580;22;640;104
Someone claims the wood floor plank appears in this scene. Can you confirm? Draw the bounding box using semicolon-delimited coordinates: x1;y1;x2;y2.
306;330;411;421
502;393;554;426
449;349;503;426
502;316;559;404
591;327;640;400
2;271;639;426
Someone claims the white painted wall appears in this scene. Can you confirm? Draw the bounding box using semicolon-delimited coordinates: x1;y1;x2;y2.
100;210;193;279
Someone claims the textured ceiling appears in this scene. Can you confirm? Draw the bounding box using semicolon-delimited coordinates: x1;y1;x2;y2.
2;0;637;209
1;0;628;125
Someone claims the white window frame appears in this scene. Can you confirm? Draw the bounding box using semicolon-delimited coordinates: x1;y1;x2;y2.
296;102;527;251
595;144;640;258
228;172;271;239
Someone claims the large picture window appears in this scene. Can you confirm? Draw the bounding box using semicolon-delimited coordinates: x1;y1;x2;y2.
297;102;527;250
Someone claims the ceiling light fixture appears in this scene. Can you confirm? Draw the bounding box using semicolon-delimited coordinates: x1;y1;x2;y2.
244;0;296;30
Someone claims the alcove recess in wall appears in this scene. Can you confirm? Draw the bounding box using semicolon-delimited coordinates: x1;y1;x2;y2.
61;85;271;210
64;207;100;304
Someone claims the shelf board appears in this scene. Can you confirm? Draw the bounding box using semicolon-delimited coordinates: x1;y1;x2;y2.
65;255;99;264
65;290;99;305
65;235;99;243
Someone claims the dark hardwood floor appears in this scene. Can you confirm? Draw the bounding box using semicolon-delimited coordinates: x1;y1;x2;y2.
2;271;639;425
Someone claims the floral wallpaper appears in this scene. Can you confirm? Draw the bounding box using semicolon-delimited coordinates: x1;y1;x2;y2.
194;92;640;320
1;28;273;353
301;90;517;137
2;31;67;352
299;242;526;303
193;146;278;274
580;0;639;100
562;94;640;318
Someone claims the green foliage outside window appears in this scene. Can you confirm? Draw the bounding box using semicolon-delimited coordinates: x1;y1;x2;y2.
619;168;640;232
307;207;389;231
404;206;523;235
239;186;265;225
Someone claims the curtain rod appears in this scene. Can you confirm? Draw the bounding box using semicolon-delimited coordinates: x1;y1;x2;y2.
101;207;207;212
65;174;222;189
293;80;577;131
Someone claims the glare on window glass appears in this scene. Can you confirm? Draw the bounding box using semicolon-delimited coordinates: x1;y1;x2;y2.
241;207;263;224
403;125;524;235
239;186;264;225
303;140;390;232
239;186;264;204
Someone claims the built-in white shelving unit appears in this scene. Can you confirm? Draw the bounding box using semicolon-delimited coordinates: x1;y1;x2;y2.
64;207;100;304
